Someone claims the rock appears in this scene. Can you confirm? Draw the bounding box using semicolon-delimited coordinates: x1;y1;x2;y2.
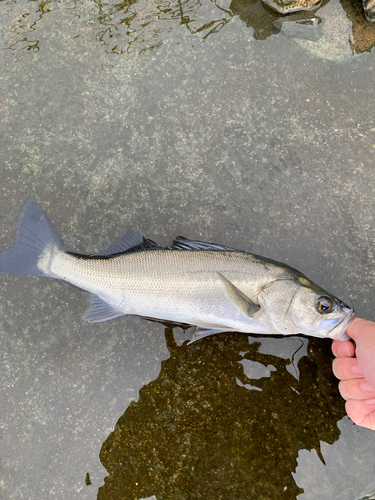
363;0;375;20
273;14;324;40
261;0;321;14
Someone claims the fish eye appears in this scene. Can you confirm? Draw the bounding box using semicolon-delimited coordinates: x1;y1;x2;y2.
316;296;333;314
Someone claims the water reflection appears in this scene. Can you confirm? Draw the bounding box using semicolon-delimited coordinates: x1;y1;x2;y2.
98;326;345;499
2;0;374;55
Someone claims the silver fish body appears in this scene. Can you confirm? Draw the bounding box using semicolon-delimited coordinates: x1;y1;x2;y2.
0;197;355;342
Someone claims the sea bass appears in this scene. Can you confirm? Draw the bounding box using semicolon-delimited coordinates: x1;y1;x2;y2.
0;197;354;342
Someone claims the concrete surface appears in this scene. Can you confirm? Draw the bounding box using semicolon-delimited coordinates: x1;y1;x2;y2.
0;0;375;499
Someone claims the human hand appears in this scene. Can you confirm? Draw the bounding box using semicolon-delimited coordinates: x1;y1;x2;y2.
332;318;375;430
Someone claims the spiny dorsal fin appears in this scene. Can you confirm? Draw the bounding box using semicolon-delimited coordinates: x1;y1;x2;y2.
217;272;260;317
170;236;239;252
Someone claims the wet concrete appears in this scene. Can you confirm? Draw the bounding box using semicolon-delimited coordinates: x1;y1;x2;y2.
0;0;375;499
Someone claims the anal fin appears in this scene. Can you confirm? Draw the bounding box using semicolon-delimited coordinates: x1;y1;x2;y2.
83;292;124;323
188;327;229;344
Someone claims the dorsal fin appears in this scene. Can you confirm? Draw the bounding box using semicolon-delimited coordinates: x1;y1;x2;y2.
169;236;239;252
96;230;159;257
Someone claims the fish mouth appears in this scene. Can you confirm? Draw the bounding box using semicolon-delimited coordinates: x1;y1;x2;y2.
328;310;356;341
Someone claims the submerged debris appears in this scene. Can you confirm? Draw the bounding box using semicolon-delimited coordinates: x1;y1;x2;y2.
363;0;375;20
273;14;324;40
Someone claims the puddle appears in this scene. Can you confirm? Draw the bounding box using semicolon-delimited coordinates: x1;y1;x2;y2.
98;327;345;499
1;0;374;58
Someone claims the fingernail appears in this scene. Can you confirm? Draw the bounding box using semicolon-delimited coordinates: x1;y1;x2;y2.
351;364;363;376
364;398;375;406
338;345;351;357
361;381;375;393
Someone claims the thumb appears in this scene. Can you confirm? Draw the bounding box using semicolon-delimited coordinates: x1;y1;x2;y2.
346;317;375;389
346;318;375;343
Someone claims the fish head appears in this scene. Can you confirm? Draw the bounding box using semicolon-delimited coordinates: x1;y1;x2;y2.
258;275;355;340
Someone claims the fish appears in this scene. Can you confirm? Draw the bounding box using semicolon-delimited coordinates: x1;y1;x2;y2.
0;197;355;343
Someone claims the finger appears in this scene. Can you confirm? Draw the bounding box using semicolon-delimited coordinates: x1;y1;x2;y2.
332;357;363;380
331;340;355;358
339;378;375;401
345;399;375;430
345;318;375;391
346;318;375;346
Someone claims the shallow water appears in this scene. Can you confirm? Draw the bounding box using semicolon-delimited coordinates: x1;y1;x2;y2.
98;329;343;499
0;0;375;499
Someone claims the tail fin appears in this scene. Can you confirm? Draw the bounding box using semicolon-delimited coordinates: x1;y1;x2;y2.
0;197;65;277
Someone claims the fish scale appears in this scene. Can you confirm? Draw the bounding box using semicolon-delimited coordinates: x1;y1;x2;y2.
48;249;276;324
0;197;355;342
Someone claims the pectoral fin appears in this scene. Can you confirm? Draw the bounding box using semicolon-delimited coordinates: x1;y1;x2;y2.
218;272;260;317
